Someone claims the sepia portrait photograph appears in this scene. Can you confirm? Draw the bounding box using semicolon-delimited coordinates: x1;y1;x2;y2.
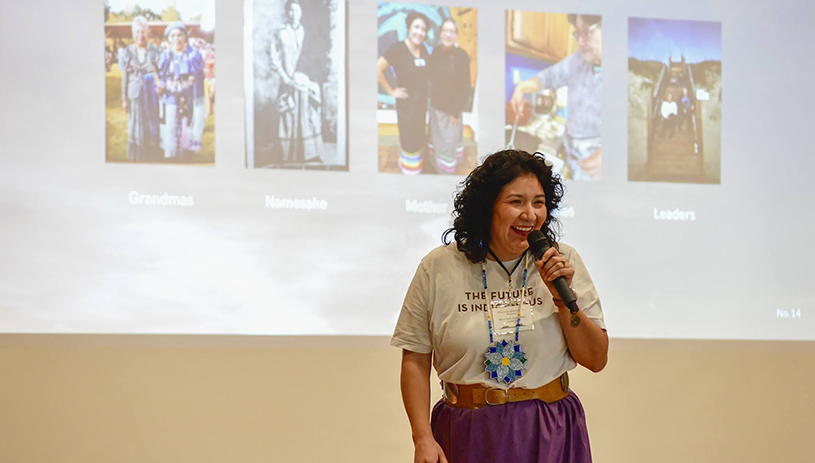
246;0;347;170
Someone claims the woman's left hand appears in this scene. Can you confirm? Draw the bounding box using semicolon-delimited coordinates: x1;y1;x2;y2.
534;247;574;301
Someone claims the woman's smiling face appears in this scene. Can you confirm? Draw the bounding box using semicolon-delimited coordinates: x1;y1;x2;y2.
489;173;547;261
440;20;457;48
168;28;186;52
133;24;148;47
407;18;427;46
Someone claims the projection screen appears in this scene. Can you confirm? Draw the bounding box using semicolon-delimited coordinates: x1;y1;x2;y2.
0;0;812;340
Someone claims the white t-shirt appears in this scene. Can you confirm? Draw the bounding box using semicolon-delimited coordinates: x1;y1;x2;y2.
391;242;605;389
661;100;678;118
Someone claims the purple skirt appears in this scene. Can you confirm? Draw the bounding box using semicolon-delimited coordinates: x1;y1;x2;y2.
431;391;592;463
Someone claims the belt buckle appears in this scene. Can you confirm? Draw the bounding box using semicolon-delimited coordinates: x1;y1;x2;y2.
485;387;509;406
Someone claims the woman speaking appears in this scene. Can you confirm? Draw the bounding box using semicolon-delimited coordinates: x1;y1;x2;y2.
391;149;608;463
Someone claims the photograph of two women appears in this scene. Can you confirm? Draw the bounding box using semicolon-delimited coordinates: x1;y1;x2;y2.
377;3;479;175
105;0;216;165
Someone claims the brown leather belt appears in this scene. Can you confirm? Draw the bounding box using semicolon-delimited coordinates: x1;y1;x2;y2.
442;373;570;409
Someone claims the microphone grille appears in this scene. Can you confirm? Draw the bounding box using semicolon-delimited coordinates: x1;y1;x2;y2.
526;229;549;258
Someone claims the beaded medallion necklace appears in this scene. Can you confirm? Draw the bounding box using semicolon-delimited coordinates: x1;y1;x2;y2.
481;250;529;384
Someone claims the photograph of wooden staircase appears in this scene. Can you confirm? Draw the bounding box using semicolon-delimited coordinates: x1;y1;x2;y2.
646;56;704;180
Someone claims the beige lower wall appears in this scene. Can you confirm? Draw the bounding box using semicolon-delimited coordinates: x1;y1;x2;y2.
1;336;813;463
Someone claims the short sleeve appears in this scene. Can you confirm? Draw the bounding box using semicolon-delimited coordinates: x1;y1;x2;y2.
383;43;401;72
565;247;606;331
390;262;433;354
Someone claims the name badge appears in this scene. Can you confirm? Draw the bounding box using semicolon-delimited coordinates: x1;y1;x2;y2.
491;299;535;335
414;58;426;67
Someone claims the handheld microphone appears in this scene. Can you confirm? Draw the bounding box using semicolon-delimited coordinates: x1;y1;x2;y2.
527;230;579;314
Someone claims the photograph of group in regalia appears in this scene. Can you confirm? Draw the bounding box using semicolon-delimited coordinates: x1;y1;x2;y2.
246;0;347;170
628;17;722;184
104;0;216;164
505;11;603;181
376;3;479;175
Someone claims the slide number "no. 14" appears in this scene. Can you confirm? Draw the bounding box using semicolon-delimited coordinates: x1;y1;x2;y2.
776;309;802;319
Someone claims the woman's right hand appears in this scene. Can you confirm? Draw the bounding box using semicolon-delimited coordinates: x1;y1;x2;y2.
122;100;128;111
414;436;448;463
391;87;409;99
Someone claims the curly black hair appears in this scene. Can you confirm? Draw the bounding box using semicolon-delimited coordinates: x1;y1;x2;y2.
442;149;564;263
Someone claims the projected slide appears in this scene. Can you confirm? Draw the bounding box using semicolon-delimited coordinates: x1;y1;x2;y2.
628;17;722;184
3;0;815;341
376;3;479;175
505;11;602;181
104;0;216;165
245;0;348;170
